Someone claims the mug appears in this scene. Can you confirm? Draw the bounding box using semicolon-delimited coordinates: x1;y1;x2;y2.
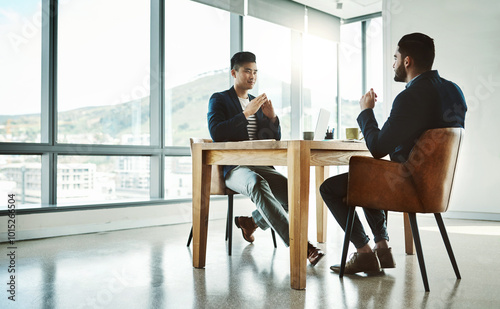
345;128;361;140
303;131;314;140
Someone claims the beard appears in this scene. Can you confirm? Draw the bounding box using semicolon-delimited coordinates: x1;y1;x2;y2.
394;62;407;82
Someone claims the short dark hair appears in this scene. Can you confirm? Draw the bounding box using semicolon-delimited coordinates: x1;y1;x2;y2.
230;51;256;71
398;33;435;71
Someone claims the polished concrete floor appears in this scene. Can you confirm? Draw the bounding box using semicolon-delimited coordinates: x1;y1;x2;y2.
2;208;500;309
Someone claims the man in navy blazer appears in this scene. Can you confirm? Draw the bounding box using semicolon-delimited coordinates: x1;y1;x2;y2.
321;33;467;274
207;52;324;265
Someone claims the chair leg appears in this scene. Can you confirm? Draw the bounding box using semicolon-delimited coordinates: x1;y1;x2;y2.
408;213;430;292
227;194;234;256
271;229;277;248
187;226;193;247
340;206;356;278
434;213;461;279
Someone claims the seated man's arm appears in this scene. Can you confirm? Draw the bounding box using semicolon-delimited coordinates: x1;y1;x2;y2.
207;92;248;142
358;92;426;160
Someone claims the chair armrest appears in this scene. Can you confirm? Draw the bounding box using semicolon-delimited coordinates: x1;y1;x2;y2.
347;156;422;212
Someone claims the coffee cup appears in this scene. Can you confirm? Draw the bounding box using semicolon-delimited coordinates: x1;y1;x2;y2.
346;128;361;140
303;131;314;140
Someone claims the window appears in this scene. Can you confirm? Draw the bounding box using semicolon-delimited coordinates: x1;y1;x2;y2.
339;21;362;138
0;0;383;213
58;0;150;145
0;0;42;143
0;155;41;206
339;17;385;138
303;34;338;138
244;16;292;139
165;157;191;199
164;0;230;147
366;17;384;122
57;156;150;204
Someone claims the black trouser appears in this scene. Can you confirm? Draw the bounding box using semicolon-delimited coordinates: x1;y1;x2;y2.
320;173;389;249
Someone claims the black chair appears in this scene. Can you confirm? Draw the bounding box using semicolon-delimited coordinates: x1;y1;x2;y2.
187;138;277;255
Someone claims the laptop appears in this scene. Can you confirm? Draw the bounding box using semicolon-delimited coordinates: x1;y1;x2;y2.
313;108;331;141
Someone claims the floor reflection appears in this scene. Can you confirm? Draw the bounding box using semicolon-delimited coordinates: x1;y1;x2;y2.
5;215;500;309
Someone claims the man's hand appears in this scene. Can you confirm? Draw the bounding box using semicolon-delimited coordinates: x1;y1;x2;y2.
262;99;277;122
360;88;377;111
243;93;267;118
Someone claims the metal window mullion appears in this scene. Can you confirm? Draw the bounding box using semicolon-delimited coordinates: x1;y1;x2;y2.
41;0;57;145
41;0;58;205
150;0;165;198
41;153;57;205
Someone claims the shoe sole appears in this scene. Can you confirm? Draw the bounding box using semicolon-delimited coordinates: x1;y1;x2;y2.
330;266;382;274
309;252;325;267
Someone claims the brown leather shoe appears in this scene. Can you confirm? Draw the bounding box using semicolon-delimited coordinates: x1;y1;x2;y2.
330;251;382;274
234;216;258;243
374;248;396;268
307;242;325;266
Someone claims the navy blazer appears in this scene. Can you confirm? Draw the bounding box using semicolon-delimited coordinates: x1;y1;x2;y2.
207;86;281;176
358;70;467;163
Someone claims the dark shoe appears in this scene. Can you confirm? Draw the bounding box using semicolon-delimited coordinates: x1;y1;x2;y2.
374;248;396;268
330;252;382;274
307;242;325;266
235;216;258;243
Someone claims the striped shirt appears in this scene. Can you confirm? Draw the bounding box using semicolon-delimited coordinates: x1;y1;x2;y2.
239;97;258;140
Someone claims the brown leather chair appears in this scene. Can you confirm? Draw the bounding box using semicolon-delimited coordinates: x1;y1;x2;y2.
339;128;464;291
187;138;277;255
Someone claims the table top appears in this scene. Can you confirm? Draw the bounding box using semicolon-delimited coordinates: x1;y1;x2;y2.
194;139;369;151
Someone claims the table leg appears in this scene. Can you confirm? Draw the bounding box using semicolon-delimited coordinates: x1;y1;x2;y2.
404;212;415;255
287;141;310;290
315;166;329;243
192;145;212;268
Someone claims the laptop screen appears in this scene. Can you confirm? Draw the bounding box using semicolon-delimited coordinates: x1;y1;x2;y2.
313;108;331;141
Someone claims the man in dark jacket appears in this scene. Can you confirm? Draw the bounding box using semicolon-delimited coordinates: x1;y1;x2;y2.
208;51;324;265
321;33;467;274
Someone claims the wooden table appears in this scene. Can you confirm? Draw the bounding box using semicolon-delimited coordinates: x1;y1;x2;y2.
191;139;371;290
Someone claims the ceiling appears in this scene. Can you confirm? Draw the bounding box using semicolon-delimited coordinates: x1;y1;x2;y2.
292;0;382;20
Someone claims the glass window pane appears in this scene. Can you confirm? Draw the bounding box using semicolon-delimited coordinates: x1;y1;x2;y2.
0;155;42;208
339;21;362;138
244;16;292;140
0;0;41;143
366;17;385;122
57;156;150;204
303;34;338;138
58;0;150;145
165;0;230;147
164;157;191;199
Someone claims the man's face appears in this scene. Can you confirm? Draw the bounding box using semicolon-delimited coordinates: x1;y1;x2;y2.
232;62;257;90
393;48;407;82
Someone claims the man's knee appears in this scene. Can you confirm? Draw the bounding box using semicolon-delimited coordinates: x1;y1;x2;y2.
319;180;331;198
246;174;266;194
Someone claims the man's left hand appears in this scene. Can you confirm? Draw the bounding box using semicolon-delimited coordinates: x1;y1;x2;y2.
262;99;277;122
360;88;377;111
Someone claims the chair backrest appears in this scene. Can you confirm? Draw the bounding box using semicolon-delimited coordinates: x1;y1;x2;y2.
403;128;464;213
189;138;228;195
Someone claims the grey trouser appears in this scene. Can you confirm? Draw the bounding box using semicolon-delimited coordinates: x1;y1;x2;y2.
225;165;289;247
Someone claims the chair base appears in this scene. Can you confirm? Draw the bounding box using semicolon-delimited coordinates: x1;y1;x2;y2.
339;209;460;292
187;194;277;256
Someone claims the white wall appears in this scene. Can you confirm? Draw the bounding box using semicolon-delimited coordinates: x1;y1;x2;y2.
383;0;500;220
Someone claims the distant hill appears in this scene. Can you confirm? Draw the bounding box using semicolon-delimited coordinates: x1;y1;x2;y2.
0;70;230;145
